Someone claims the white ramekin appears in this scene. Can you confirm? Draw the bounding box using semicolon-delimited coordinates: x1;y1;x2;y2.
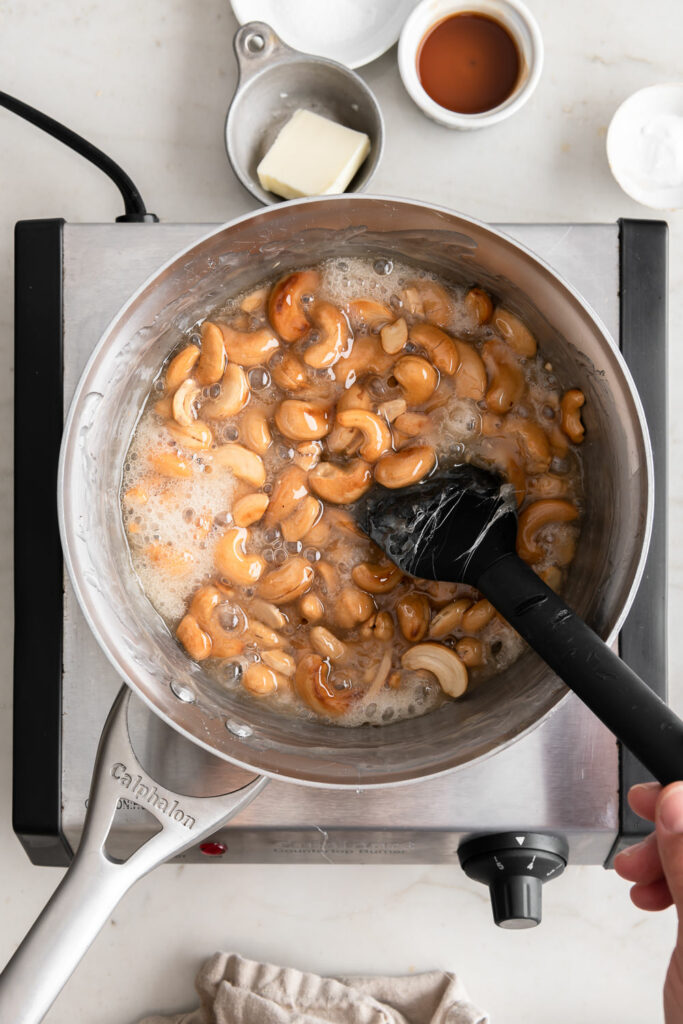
398;0;544;130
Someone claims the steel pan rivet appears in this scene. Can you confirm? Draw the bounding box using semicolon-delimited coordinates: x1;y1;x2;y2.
170;681;195;703
245;32;265;54
226;719;253;738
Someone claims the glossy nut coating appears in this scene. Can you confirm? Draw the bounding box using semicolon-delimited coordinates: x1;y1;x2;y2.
275;400;331;441
257;557;315;604
374;445;436;488
214;527;265;586
516;499;579;564
268;270;320;342
308;460;373;504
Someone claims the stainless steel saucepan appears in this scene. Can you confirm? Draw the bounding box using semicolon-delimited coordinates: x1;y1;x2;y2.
0;196;653;1022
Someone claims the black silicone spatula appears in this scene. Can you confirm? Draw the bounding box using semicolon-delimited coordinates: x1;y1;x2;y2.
355;464;682;786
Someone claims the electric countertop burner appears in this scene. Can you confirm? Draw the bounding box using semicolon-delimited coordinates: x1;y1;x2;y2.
13;218;668;927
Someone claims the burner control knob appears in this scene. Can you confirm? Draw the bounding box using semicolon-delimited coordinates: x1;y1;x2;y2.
458;832;568;929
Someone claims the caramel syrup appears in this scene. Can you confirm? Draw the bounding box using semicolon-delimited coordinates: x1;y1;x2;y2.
417;12;520;115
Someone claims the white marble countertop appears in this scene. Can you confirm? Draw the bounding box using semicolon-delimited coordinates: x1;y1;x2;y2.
1;1;682;1021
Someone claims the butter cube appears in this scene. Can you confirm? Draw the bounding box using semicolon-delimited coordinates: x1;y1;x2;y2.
257;109;371;200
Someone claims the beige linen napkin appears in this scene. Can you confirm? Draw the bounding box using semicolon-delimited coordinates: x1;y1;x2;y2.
140;952;488;1024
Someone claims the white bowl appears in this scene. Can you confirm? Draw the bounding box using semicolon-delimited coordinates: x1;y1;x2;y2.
398;0;543;130
607;83;683;209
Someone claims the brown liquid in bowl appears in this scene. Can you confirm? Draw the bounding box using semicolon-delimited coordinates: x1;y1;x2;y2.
417;12;520;115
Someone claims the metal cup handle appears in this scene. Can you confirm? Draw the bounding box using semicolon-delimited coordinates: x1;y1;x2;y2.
0;685;267;1024
232;21;296;81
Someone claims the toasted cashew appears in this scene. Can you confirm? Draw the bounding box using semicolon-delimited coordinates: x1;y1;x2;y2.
167;420;213;451
380;317;408;355
243;664;282;696
429;599;472;638
266;465;309;526
219;323;280;367
148;449;194;478
408;323;458;375
281;494;322;542
308;459;373;503
275;399;331;441
270;350;309;392
247;619;285;648
240;286;269;314
172;378;200;426
516;499;579;564
196;322;227;386
257;557;315;603
337;381;373;412
456;637;484;667
464;287;493;325
392;412;430;438
462;599;495;632
201;364;250;420
378;398;407;423
261;649;296;676
214;527;265;585
401;280;455;327
346;299;393;331
393;355;439;405
293;440;322;471
294;652;351;716
310;625;346;661
396;593;431;642
188;585;223;628
493;308;537;356
176;614;212;660
299;591;325;623
482;339;525;413
268;269;320;342
526;474;569;499
233;492;269;527
359;610;395;642
334;335;395;387
482;413;551;474
336;409;392;461
304;301;352;368
335;586;376;629
374;445;436;488
240;408;272;454
560;389;585;443
453;339;487;400
351;560;402;594
401;642;468;698
210;443;266;487
326;423;362;456
248;597;287;630
166;344;200;391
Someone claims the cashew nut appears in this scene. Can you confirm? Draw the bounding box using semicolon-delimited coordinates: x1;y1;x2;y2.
478;436;526;505
308;459;373;504
196;322;227;386
401;280;455;327
165;344;200;391
316;561;340;595
539;565;563;592
359;610;395;642
281;494;322;543
214;527;266;585
336;409;392;461
265;465;309;527
335;586;376;630
243;664;282;696
351;560;402;594
453;339;487;400
429;599;472;638
201;363;250;419
393;355;439;405
396;593;431;642
464;287;493;325
462;599;495;633
257;557;315;604
482;339;525;413
346;299;393;332
303;301;352;368
240;286;269;314
482;413;551;474
516;499;579;564
219;323;280;367
456;637;483;667
293;440;322;471
246;619;285;648
378;398;407;423
526;474;569;499
172;378;200;426
233;492;269;527
294;652;351;716
248;597;287;630
334;335;395;387
560;389;585;444
401;642;468;698
374;445;436;488
270;350;309;392
299;592;325;623
240;408;272;454
408;323;458;375
176;614;212;660
153;396;173;419
261;649;295;677
380;317;408;355
148;449;194;478
493;308;537;357
210;443;266;487
337;381;373;412
145;543;194;576
275;399;331;441
310;625;346;661
167;420;213;451
268;269;320;342
326;423;362;456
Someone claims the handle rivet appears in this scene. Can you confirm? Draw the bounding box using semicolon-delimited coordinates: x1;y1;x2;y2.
170;681;195;703
244;31;265;54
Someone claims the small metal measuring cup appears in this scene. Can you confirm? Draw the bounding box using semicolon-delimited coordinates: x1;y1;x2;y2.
225;21;384;205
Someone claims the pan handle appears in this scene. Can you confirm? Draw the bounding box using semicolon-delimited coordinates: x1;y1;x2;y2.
0;686;267;1024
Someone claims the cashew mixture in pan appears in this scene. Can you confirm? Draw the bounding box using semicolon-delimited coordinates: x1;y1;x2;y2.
121;258;586;726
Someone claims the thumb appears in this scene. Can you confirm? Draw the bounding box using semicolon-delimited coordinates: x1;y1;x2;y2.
656;783;683;913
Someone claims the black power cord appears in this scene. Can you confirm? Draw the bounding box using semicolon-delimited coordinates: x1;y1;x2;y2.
0;89;158;222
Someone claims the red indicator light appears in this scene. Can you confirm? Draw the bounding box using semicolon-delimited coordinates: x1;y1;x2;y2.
199;841;227;856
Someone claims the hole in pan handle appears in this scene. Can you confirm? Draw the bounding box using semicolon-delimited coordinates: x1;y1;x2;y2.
0;685;267;1024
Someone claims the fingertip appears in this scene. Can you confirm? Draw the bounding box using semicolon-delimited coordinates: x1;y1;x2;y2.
630;878;674;912
628;781;661;822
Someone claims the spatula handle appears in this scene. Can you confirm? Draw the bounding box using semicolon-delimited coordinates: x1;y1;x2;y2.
477;553;681;786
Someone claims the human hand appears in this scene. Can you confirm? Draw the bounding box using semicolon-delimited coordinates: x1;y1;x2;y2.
614;782;683;1024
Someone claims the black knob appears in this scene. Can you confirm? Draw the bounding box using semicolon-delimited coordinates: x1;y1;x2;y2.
458;832;568;929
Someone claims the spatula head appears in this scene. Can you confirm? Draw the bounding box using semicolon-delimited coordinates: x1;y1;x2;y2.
354;463;518;586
